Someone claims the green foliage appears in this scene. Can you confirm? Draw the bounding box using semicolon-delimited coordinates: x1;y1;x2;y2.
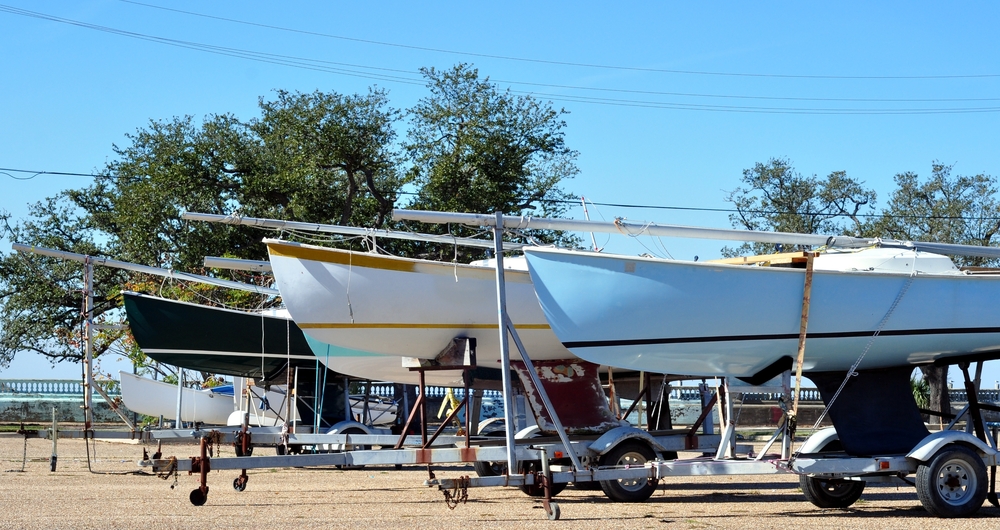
911;374;930;410
723;158;876;256
0;65;579;372
868;162;1000;267
402;64;579;260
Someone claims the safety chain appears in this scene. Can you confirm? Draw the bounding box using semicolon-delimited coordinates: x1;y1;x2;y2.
207;431;224;457
156;456;179;489
442;475;470;509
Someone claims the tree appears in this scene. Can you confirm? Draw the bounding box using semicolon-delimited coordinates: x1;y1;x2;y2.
253;89;401;228
868;162;1000;425
0;200;128;367
0;89;404;372
402;64;579;260
723;158;877;257
869;162;1000;267
0;70;579;373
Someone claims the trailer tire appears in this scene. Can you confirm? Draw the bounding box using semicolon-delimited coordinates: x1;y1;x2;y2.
916;445;987;518
334;427;369;470
474;460;506;477
799;476;865;508
598;441;658;502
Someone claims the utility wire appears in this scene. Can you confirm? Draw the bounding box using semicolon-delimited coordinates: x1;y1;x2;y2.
4;165;1000;221
119;0;1000;81
2;5;999;114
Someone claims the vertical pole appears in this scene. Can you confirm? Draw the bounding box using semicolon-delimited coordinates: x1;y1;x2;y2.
343;376;352;422
419;371;428;447
781;370;792;459
83;258;94;430
50;407;58;472
292;366;299;434
175;369;184;428
285;362;293;433
493;211;519;475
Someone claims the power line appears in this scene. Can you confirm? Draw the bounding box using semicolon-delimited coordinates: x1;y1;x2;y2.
119;0;1000;81
5;165;1000;221
0;167;99;179
4;4;999;114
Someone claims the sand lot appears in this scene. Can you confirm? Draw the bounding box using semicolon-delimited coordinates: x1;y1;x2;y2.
0;430;997;529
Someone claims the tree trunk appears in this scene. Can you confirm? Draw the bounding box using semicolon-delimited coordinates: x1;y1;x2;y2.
920;365;951;430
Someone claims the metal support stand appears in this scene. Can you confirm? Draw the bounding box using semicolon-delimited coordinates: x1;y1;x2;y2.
491;211;585;476
189;436;211;506
49;408;58;472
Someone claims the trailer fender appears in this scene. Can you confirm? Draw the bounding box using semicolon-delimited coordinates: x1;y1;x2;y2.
588;427;664;457
514;425;542;440
906;431;996;462
797;427;840;454
326;421;374;435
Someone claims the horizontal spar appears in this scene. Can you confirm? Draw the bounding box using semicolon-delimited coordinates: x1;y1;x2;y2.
12;243;279;296
183;211;524;250
393;209;1000;259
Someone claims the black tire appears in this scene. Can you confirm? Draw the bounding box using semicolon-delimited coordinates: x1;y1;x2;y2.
598;441;658;502
916;445;988;518
474;460;507;477
189;488;208;506
232;476;248;492
572;479;603;490
799;476;865;508
518;460;568;497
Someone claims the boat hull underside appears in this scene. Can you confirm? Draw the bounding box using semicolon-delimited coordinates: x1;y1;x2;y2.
526;249;1000;378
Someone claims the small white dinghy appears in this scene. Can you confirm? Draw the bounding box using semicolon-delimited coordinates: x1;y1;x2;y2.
119;372;302;426
119;371;234;425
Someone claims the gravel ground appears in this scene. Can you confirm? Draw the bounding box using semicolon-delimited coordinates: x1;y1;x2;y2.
0;431;998;529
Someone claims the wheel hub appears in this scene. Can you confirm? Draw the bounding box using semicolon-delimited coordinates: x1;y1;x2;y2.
937;461;972;503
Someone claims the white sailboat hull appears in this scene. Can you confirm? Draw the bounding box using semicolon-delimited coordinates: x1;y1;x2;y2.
266;239;574;363
524;247;1000;378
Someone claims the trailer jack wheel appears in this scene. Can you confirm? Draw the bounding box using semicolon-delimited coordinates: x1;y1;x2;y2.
233;474;248;492
189;486;209;506
799;476;865;508
545;501;560;520
916;445;987;518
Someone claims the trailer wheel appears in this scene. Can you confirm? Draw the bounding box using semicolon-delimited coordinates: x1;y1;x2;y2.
518;460;567;497
473;460;506;477
189;488;208;506
546;501;561;520
916;445;987;518
598;441;658;502
799;476;865;508
333;427;369;470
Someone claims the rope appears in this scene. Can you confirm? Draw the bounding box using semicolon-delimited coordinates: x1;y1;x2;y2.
812;259;919;429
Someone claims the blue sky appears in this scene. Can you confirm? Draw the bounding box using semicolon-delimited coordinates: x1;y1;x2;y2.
1;1;999;385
